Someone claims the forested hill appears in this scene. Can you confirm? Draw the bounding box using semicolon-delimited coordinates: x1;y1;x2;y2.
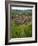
11;9;32;16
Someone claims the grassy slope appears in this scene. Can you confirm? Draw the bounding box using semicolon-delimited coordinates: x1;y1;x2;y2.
10;21;32;38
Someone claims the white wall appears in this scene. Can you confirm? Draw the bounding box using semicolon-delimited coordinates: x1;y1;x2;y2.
37;3;38;42
0;0;38;46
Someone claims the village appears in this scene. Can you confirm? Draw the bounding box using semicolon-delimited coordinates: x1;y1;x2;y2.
11;15;32;25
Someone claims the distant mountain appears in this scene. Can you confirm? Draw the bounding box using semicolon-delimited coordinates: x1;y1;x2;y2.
11;9;32;12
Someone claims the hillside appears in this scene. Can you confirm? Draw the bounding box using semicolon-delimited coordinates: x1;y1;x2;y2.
11;9;32;16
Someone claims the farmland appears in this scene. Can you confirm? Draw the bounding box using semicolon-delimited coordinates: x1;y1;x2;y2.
10;9;32;38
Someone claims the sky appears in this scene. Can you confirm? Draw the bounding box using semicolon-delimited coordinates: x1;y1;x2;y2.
11;7;32;10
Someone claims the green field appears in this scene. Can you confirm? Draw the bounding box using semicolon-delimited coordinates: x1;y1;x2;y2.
10;21;32;38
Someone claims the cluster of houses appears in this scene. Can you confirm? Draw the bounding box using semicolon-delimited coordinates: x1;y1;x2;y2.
11;15;32;24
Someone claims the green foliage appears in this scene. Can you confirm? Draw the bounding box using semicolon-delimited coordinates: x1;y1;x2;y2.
10;21;32;38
